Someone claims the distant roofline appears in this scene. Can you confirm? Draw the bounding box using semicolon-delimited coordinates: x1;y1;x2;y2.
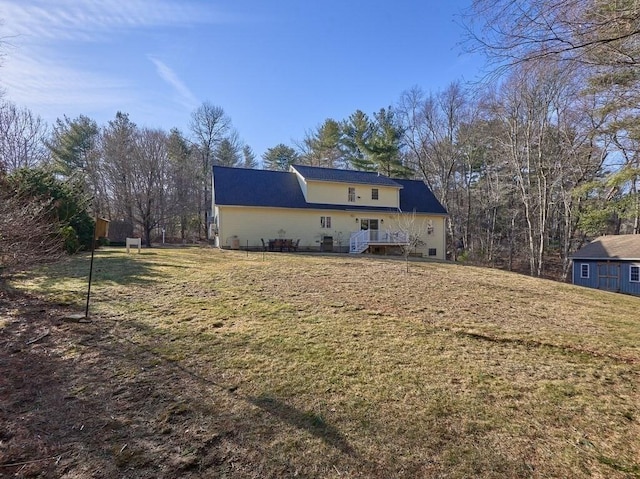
571;257;640;261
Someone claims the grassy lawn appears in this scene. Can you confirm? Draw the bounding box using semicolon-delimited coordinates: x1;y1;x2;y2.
2;247;639;478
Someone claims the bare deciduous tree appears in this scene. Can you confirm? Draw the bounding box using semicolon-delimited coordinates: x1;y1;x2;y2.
396;210;428;273
131;128;169;247
190;102;231;239
484;62;604;276
464;0;640;70
397;82;471;258
0;101;49;171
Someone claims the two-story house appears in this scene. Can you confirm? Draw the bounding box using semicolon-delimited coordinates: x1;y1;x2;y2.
210;164;448;258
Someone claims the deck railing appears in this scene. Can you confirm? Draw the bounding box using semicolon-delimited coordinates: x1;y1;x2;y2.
349;230;408;253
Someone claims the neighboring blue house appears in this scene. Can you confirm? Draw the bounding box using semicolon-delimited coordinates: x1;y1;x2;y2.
571;235;640;295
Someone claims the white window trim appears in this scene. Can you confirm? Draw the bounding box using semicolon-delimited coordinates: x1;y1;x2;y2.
630;264;640;283
580;263;589;279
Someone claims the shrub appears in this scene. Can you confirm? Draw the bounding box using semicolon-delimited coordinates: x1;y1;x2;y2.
8;167;94;251
0;176;64;273
60;225;80;254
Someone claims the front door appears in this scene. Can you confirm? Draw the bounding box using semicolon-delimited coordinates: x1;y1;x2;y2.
361;219;379;241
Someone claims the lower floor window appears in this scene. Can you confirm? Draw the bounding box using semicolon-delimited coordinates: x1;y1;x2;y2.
428;248;437;257
321;216;332;228
631;265;640;282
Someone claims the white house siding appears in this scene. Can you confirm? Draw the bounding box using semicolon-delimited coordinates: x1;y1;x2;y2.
382;212;447;259
215;205;447;259
216;206;357;251
304;181;400;209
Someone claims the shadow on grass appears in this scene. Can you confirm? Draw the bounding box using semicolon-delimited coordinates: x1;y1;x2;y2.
113;318;357;457
249;394;355;456
12;250;191;294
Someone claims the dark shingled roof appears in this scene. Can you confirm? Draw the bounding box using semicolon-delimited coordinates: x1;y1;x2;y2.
291;164;403;187
571;235;640;260
395;178;448;215
212;166;447;215
213;167;308;209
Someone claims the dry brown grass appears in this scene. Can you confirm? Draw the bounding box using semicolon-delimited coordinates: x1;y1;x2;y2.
2;247;639;478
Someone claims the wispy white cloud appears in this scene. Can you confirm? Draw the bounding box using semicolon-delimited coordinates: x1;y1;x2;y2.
0;0;234;43
0;0;234;124
2;52;131;109
148;56;199;110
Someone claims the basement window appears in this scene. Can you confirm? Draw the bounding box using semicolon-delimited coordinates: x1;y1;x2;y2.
630;265;640;283
428;248;437;257
580;263;590;279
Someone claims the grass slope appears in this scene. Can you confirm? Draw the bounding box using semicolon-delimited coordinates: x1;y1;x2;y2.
1;247;639;478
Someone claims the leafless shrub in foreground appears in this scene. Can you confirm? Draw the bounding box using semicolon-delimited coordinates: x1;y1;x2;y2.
0;182;64;277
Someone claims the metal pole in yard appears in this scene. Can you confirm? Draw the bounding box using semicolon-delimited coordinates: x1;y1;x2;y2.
85;216;98;318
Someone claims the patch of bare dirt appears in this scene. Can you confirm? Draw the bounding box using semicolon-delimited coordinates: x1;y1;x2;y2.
0;286;266;478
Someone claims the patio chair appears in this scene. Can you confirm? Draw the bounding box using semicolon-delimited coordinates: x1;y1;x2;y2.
260;238;267;251
292;239;300;251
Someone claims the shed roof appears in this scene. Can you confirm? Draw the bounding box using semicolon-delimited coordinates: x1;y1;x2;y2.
212;166;447;215
291;164;403;187
571;235;640;260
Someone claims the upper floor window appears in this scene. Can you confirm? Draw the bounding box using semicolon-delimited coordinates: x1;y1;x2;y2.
371;188;379;200
427;219;434;235
580;263;589;279
348;187;356;202
630;264;640;282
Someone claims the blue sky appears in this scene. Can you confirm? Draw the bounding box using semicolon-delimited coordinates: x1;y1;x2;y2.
1;0;481;158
